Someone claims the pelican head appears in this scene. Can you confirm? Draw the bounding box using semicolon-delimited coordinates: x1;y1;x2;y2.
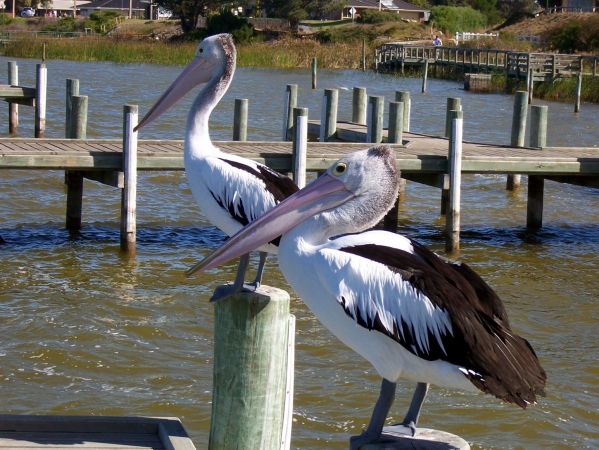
187;145;400;277
134;33;236;132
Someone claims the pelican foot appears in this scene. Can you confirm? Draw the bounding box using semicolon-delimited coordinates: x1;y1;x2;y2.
391;420;417;437
349;430;380;450
209;282;260;302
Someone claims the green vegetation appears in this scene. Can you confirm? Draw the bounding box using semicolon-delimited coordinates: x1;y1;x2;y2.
359;10;403;24
534;76;599;103
430;6;487;34
545;16;599;54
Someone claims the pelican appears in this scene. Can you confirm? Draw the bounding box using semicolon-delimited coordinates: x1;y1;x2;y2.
188;145;547;448
134;33;298;301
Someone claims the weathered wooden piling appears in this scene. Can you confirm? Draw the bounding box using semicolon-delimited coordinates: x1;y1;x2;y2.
527;68;534;104
233;98;248;141
574;72;582;113
366;96;384;143
209;287;292;450
311;57;317;89
320;89;338;143
362;38;366;71
395;91;410;132
507;90;528;190
445;97;461;138
8;61;18;134
527;105;548;229
120;105;138;253
421;60;428;93
352;87;367;125
34;63;47;138
65;79;79;138
65;93;88;231
383;100;405;232
446;110;463;253
292;107;308;188
388;101;404;145
282;84;297;141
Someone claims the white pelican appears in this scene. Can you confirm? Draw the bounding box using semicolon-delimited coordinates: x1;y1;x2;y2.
188;145;547;448
134;33;298;301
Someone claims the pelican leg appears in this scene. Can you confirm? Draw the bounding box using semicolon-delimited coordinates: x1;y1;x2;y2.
349;379;396;450
209;253;251;302
393;382;429;436
247;251;268;289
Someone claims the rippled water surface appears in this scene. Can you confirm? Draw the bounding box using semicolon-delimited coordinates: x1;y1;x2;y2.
1;56;599;449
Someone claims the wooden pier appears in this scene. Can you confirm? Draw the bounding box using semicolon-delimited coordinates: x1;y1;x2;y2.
0;415;196;449
375;44;599;82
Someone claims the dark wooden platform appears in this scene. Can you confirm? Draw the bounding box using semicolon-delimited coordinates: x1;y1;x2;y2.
0;415;196;449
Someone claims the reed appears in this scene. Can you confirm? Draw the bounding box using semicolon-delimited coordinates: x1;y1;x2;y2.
533;75;599;103
2;36;374;69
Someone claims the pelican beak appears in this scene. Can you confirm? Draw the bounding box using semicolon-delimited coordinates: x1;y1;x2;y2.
134;56;214;131
187;173;354;278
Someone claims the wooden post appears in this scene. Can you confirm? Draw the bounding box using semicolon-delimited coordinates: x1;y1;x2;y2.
69;95;88;140
446;110;463;253
65;79;79;138
292;107;308;188
362;38;366;71
42;42;46;61
8;61;18;135
574;71;582;113
366;95;384;143
530;105;547;149
422;60;428;93
34;63;47;138
120;104;138;253
507;90;527;190
233;98;248;141
209;287;291;450
320;88;338;142
311;57;317;90
282;84;297;141
527;68;534;104
395;91;410;132
445;97;461;138
65;95;88;231
388;101;404;145
527;105;548;229
352;87;367;125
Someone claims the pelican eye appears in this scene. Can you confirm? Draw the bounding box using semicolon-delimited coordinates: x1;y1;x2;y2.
197;47;204;55
332;162;347;176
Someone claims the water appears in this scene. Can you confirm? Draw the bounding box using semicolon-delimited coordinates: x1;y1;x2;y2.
1;57;599;449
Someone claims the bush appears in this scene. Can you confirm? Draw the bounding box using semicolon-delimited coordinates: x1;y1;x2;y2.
430;6;487;35
359;10;401;24
86;11;122;33
545;18;599;54
204;11;254;43
41;16;79;32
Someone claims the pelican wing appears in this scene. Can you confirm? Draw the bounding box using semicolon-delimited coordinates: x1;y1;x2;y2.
318;231;546;407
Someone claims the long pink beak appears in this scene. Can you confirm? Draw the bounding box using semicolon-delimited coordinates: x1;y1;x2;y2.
186;173;354;278
134;56;214;132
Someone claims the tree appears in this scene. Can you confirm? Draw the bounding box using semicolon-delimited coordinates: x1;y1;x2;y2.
262;0;345;27
153;0;224;33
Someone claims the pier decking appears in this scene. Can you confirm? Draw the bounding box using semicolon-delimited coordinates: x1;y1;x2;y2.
0;415;196;449
1;135;598;178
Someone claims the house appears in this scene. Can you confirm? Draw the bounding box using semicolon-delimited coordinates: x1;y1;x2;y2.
548;0;596;11
38;0;91;17
77;0;148;18
325;0;430;22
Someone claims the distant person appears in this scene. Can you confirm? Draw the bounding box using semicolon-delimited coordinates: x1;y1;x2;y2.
432;35;442;46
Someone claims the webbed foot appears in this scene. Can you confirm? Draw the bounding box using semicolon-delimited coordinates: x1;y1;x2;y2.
349;430;379;450
209;281;260;302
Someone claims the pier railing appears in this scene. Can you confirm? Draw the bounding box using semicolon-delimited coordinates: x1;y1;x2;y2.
376;44;599;81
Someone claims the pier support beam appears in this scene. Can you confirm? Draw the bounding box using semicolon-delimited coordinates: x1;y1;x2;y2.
446;110;463;253
352;87;367;125
120;105;138;253
395;91;410;132
34;63;47;138
421;60;428;93
574;72;582;113
209;287;293;450
320;89;338;142
65;92;88;231
384;101;405;231
367;96;384;143
233;98;248;141
283;84;297;141
311;57;317;90
292;107;308;188
527;105;548;229
507;91;527;191
8;61;18;135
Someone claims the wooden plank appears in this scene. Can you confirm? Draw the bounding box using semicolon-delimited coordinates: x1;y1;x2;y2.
0;84;36;99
